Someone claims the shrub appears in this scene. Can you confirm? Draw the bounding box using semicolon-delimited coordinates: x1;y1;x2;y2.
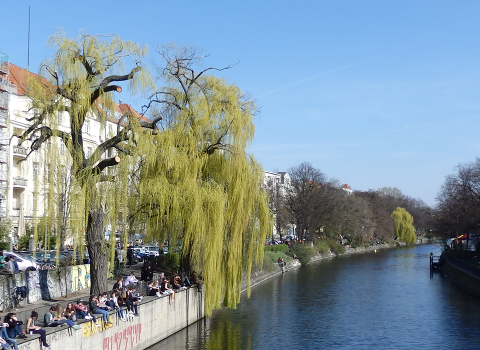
315;240;330;256
329;241;345;255
0;242;8;250
288;243;316;264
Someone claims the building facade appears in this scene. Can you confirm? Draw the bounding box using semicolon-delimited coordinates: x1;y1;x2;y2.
0;54;143;245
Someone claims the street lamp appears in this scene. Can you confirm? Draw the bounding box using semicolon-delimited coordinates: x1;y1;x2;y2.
29;234;34;252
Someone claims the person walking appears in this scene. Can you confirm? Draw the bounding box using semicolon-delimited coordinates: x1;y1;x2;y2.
127;247;133;268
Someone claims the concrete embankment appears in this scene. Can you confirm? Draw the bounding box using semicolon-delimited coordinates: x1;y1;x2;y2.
17;286;204;350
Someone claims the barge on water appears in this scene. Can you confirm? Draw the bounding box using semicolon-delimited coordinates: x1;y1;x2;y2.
438;250;480;297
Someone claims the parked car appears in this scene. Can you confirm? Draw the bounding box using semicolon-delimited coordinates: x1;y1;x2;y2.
3;251;39;271
143;245;160;257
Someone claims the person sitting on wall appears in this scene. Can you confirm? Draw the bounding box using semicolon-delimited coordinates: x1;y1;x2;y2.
44;307;77;329
183;275;191;287
89;296;112;325
108;291;126;322
3;314;24;340
26;311;50;349
64;303;77;322
0;322;17;350
113;277;124;291
124;273;139;287
148;280;161;296
0;334;12;350
161;277;175;303
125;288;140;316
74;300;99;327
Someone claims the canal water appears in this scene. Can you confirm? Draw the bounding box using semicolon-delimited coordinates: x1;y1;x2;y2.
149;244;480;350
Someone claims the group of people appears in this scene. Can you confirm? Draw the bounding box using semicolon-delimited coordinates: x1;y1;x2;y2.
0;252;21;274
0;290;146;350
147;274;196;302
0;303;84;350
0;266;198;349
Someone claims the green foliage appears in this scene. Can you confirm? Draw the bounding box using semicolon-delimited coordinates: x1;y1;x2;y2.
288;243;316;264
263;250;291;264
314;240;330;255
24;33;271;313
391;207;416;244
264;244;288;253
133;47;272;316
0;219;12;245
0;242;8;250
26;218;56;250
17;235;29;251
329;241;345;255
166;253;181;272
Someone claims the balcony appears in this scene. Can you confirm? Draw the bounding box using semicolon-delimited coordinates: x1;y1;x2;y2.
13;146;28;158
13;177;27;187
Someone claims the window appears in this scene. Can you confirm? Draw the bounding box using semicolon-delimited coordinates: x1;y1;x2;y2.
84;121;90;135
33;162;39;176
86;147;92;158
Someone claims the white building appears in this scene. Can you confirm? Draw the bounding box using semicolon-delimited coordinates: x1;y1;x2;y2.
0;54;145;243
264;171;291;239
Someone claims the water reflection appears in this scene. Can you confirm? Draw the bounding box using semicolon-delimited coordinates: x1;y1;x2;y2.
149;244;480;350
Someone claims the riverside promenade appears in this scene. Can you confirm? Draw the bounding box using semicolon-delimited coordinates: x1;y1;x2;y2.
0;263;205;350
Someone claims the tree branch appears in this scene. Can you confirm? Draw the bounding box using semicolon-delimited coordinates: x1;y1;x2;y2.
90;66;142;104
93;156;120;175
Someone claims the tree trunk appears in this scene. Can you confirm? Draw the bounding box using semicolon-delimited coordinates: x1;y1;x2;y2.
86;205;108;295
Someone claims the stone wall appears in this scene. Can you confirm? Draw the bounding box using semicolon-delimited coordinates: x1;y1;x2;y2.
0;264;91;311
17;286;204;350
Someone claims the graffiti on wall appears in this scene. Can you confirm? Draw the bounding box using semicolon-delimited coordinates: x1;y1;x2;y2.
26;271;41;303
70;264;90;293
82;316;114;337
102;324;142;350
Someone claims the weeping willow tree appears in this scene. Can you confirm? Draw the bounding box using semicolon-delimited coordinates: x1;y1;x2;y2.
391;207;416;244
18;31;155;295
132;46;272;315
17;33;272;313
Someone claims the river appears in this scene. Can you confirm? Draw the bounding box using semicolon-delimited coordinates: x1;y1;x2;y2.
148;244;480;349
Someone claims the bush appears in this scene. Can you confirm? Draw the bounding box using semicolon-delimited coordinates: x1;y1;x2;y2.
288;243;316;264
329;241;345;255
0;242;8;250
18;235;30;251
314;240;330;256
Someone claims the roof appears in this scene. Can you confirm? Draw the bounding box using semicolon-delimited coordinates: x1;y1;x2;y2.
7;63;149;123
343;184;352;190
8;63;48;95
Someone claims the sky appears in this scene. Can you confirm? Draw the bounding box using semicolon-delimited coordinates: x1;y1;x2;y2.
2;1;480;206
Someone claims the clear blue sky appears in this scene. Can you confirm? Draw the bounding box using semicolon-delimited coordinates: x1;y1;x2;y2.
2;1;480;206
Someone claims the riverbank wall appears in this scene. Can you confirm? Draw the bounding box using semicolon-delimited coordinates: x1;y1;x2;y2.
17;285;204;350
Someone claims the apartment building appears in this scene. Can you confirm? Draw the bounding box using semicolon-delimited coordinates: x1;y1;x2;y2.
264;171;291;239
0;52;144;244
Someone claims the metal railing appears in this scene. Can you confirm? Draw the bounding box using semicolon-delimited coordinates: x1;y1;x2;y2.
13;146;28;156
13;177;27;186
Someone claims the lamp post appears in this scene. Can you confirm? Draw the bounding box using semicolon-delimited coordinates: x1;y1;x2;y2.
29;234;34;252
8;233;12;252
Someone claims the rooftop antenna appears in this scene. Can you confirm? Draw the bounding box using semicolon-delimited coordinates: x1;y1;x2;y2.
27;6;30;69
